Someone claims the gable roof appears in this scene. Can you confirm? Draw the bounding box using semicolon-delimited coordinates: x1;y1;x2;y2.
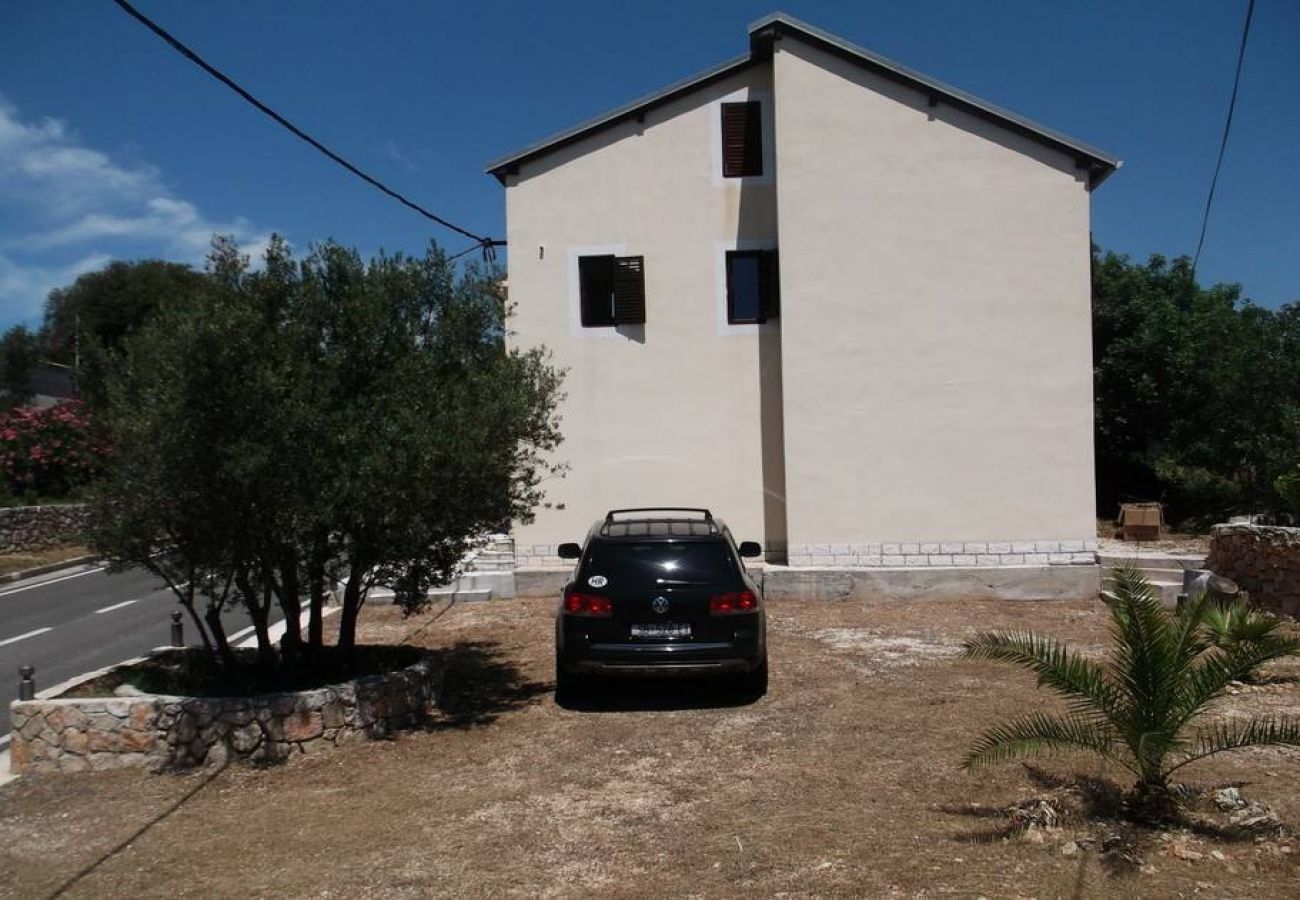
485;12;1121;188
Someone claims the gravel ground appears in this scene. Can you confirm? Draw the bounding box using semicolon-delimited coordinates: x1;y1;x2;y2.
2;593;1298;898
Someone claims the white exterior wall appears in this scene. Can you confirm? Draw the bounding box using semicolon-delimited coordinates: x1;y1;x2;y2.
504;65;781;565
770;40;1097;563
500;36;1100;570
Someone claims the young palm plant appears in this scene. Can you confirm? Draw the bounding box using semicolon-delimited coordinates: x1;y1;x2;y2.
1202;597;1290;658
962;565;1300;822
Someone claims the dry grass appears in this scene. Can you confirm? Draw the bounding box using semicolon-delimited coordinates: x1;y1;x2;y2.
0;545;90;578
1;594;1298;898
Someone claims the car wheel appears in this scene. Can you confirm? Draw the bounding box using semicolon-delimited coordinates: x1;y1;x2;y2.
739;659;768;698
555;657;589;701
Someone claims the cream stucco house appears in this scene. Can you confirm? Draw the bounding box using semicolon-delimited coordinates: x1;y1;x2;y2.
486;13;1120;600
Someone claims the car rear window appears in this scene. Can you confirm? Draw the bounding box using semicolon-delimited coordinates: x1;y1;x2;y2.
583;541;737;588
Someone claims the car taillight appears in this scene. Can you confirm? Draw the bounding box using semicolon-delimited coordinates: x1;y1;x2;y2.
564;590;612;617
710;590;758;614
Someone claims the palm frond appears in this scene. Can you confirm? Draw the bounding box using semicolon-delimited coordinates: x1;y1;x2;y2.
1106;565;1179;730
1201;600;1286;647
962;630;1123;717
1168;717;1300;774
963;712;1127;772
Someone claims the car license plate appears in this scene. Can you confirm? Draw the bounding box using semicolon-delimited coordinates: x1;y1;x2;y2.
630;622;691;639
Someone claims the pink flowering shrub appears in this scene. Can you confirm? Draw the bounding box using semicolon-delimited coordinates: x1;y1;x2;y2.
0;401;108;501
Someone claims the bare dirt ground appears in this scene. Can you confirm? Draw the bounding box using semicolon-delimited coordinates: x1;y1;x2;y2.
3;594;1299;898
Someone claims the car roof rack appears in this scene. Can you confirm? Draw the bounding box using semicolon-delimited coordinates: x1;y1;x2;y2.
604;507;713;522
600;508;718;537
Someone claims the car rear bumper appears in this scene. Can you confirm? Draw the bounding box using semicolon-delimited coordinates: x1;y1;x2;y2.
558;639;765;678
562;656;760;677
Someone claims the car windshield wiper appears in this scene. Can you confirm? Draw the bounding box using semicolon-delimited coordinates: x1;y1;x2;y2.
654;578;711;586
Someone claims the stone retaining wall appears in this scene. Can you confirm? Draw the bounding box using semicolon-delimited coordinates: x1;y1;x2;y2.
8;653;443;774
0;504;88;553
1208;524;1300;617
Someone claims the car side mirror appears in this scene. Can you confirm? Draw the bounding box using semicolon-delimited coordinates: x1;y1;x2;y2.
557;542;582;560
738;541;762;558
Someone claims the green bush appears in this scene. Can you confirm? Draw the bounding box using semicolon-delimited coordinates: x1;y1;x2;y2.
1276;470;1300;520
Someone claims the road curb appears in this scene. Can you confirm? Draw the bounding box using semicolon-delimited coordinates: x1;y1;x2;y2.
0;554;99;586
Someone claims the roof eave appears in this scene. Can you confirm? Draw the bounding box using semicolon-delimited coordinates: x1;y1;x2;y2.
485;53;756;183
484;12;1121;187
748;12;1121;179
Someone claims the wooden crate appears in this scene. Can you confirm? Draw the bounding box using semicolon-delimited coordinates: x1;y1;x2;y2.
1118;502;1164;542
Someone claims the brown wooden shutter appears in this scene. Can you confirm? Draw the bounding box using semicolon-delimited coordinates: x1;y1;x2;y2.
613;256;645;324
721;101;763;178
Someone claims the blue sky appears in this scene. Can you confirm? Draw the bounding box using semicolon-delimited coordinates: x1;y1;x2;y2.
1;1;1296;328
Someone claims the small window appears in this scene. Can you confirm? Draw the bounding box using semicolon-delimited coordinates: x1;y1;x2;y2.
579;254;645;327
726;250;779;324
720;101;763;178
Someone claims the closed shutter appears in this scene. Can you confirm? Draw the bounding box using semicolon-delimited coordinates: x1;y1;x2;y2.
761;250;780;321
721;101;763;178
613;256;646;324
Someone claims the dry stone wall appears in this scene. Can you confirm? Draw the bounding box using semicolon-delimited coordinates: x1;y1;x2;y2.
9;654;443;774
1208;524;1300;617
0;504;88;553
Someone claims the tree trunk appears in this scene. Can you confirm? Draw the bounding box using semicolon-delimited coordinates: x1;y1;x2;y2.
234;570;274;666
204;605;239;671
1126;779;1180;825
337;552;369;659
307;534;329;649
275;551;303;659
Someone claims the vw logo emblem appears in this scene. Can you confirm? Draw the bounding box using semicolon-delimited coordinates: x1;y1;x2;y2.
651;596;670;614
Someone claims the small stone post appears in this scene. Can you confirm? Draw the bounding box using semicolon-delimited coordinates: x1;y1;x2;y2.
170;611;184;648
18;664;34;701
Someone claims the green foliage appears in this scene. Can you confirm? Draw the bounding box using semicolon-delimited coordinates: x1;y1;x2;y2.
1200;598;1292;663
1092;247;1300;526
0;325;41;409
42;259;206;409
962;566;1300;819
88;235;563;668
1276;470;1300;520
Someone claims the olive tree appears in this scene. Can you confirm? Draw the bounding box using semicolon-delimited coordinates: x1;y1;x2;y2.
89;235;563;668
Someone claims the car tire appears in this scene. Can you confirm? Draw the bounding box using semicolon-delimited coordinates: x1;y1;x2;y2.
555;657;589;702
739;659;768;698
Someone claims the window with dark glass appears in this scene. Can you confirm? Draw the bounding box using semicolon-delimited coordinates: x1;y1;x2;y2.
720;101;763;178
726;249;779;324
579;254;645;327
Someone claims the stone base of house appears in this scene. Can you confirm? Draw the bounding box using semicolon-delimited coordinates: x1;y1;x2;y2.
514;562;1099;602
759;563;1099;602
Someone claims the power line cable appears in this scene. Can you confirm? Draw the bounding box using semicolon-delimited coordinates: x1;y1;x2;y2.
111;0;504;259
1191;0;1255;282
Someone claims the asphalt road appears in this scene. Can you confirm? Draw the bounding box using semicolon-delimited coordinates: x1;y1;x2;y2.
0;564;267;742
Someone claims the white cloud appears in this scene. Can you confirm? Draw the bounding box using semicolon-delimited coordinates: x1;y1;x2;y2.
0;251;113;325
0;96;273;326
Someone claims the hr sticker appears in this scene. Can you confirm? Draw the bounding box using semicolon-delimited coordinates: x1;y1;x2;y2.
587;575;608;588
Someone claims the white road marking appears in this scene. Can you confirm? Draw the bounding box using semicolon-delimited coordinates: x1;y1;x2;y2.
0;627;52;647
0;565;107;599
233;607;340;649
225;623;256;644
94;599;139;615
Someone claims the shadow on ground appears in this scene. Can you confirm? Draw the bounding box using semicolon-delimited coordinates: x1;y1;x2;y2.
431;640;551;729
555;675;764;713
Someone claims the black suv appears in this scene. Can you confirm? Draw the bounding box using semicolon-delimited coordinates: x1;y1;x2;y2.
554;508;767;696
